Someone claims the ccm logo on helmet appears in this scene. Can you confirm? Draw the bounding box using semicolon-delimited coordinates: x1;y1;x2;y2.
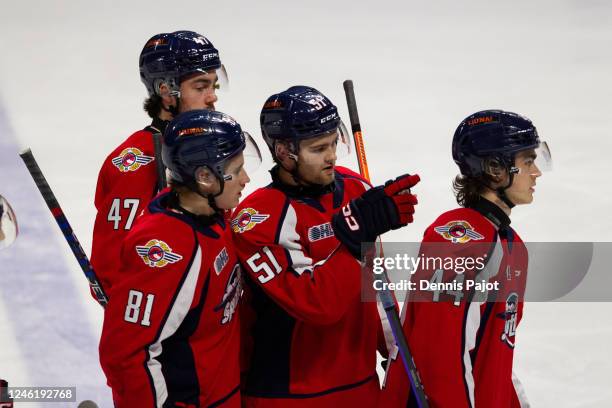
342;205;359;231
201;52;219;61
320;112;338;124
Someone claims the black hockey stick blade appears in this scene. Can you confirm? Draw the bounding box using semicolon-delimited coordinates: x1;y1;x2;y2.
342;80;429;407
19;148;108;307
343;80;370;182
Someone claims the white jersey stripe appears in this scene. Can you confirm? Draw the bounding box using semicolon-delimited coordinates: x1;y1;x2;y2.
463;239;504;406
463;298;481;407
147;245;202;407
279;204;315;275
512;371;531;407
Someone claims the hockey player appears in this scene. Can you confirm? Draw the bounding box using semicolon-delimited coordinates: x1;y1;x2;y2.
91;30;227;292
232;86;421;407
99;109;262;407
380;110;552;407
0;195;18;250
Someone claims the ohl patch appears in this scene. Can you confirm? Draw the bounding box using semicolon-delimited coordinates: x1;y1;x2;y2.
136;239;183;268
308;222;335;242
434;220;484;244
214;247;229;276
112;147;154;172
231;208;270;234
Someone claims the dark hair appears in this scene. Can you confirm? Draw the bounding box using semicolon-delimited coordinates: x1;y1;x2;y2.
452;175;488;208
143;95;164;119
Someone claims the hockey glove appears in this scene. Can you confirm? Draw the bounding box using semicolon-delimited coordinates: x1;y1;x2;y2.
332;174;420;258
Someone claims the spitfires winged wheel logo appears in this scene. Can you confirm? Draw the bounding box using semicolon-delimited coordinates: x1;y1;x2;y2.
434;220;484;244
111;147;154;172
231;208;270;234
136;239;183;268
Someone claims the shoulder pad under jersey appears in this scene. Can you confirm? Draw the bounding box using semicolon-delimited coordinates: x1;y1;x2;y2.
424;207;497;245
230;187;286;238
335;166;373;190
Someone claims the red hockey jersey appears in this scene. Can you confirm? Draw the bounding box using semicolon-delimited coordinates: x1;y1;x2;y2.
92;120;166;292
380;198;529;407
99;191;241;408
232;166;393;408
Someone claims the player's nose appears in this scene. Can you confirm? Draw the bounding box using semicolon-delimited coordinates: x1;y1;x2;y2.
327;147;337;162
241;168;251;185
206;93;218;109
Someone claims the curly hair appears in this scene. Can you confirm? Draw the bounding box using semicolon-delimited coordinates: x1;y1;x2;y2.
452;175;488;208
143;95;164;119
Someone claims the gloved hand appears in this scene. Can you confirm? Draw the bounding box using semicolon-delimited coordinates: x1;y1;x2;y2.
332;174;420;258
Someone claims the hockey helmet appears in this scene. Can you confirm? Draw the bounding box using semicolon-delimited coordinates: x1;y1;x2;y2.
260;86;351;158
139;30;228;97
452;109;551;178
162;110;261;190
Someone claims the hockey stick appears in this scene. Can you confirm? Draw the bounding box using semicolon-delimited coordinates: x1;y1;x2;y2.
19;148;108;307
343;80;429;407
151;131;167;193
0;379;13;407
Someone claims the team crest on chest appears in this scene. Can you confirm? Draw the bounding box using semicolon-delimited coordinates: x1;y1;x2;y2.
111;147;154;172
434;220;484;244
231;208;270;233
135;239;183;267
308;222;335;242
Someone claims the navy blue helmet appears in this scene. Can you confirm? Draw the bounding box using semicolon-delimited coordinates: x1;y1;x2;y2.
162;110;261;187
139;31;226;97
452;110;546;178
260;86;350;155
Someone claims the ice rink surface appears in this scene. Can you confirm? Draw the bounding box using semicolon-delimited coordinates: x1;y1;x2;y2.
0;0;611;406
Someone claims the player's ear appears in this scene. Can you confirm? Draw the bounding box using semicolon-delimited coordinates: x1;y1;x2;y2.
158;82;176;107
275;141;297;167
194;166;218;191
483;158;507;184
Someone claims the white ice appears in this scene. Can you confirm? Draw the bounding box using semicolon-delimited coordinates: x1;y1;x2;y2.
0;0;611;406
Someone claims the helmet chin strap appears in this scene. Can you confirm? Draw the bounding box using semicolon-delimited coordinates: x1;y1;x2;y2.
160;90;181;116
274;141;333;194
166;99;180;117
478;166;519;209
189;177;225;214
491;167;519;209
283;146;332;189
496;187;516;209
287;154;313;186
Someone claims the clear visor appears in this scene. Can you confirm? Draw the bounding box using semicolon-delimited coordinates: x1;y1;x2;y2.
222;132;262;181
514;141;552;176
535;141;552;172
0;195;18;251
179;64;229;97
214;64;229;93
335;120;353;159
